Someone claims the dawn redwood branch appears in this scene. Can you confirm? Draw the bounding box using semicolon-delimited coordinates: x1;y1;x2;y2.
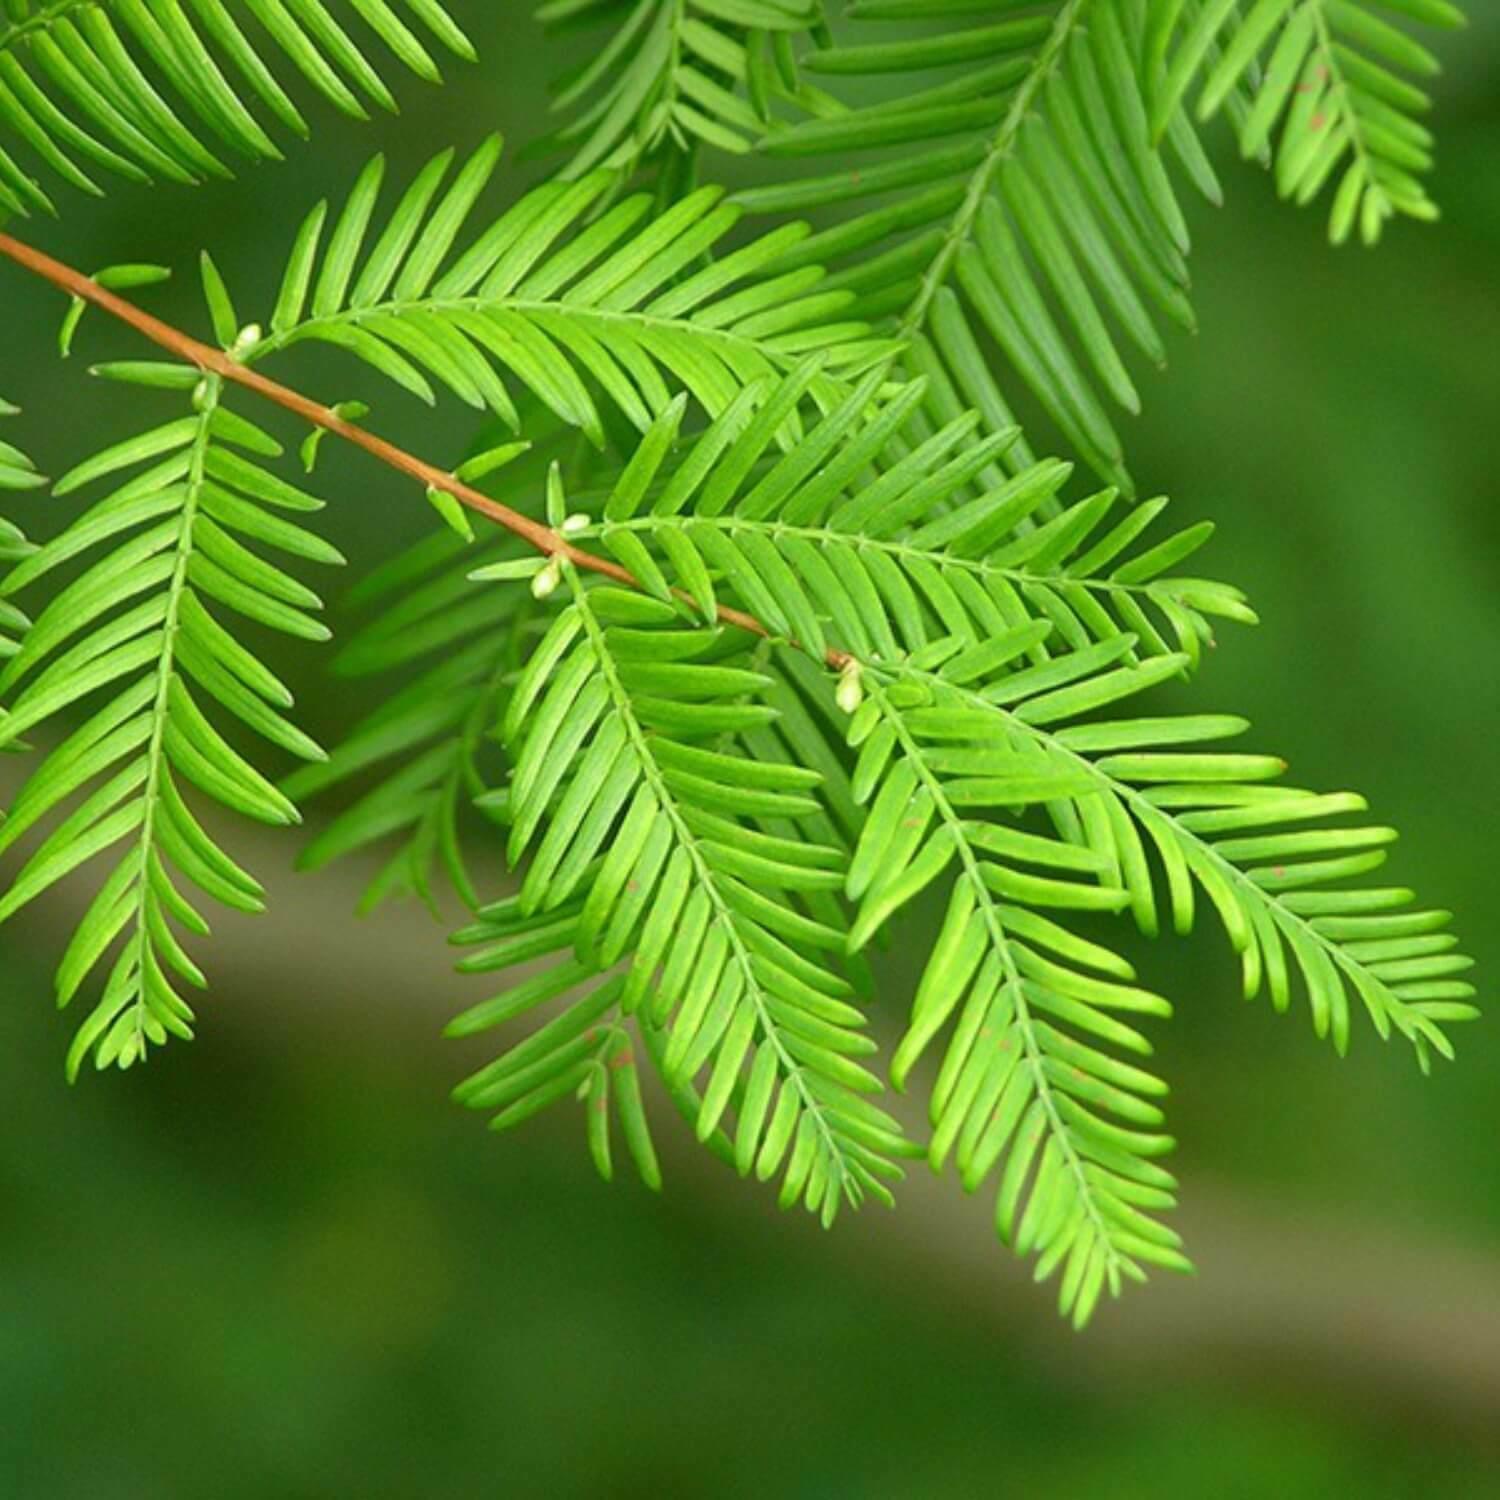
0;230;850;670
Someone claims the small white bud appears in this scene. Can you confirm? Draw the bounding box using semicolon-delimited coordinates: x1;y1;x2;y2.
835;660;864;715
230;323;262;359
560;512;592;536
531;557;563;600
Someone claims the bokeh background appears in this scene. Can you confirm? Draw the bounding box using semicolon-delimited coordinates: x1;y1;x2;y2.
1;6;1498;1496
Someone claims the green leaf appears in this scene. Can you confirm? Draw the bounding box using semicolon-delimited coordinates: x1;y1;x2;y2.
0;0;474;208
449;529;910;1226
246;141;888;445
0;385;337;1074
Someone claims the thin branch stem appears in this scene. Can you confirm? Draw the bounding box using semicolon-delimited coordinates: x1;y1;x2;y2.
0;231;849;667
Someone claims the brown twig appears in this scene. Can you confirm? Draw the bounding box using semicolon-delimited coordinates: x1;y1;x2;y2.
0;231;850;669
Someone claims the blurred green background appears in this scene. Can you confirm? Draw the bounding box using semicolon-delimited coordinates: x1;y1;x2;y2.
2;6;1498;1496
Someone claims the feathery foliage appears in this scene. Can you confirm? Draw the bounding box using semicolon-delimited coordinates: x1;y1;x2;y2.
0;0;1478;1326
534;0;829;181
288;355;1255;917
0;0;473;212
279;421;559;912
244;135;895;443
737;0;1231;493
573;360;1255;665
546;365;1470;1314
447;493;914;1220
1147;0;1466;242
0;361;342;1073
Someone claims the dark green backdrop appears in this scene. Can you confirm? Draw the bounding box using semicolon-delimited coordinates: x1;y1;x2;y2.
1;7;1497;1496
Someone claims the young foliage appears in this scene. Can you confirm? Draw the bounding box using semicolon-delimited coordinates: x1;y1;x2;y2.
534;0;829;180
539;364;1471;1314
0;0;1479;1328
831;649;1473;1316
451;531;914;1224
243;135;896;445
0;370;342;1073
577;370;1470;1063
849;669;1184;1328
577;363;1253;670
291;353;1257;920
1147;0;1466;242
0;0;474;212
737;0;1228;494
280;422;562;913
